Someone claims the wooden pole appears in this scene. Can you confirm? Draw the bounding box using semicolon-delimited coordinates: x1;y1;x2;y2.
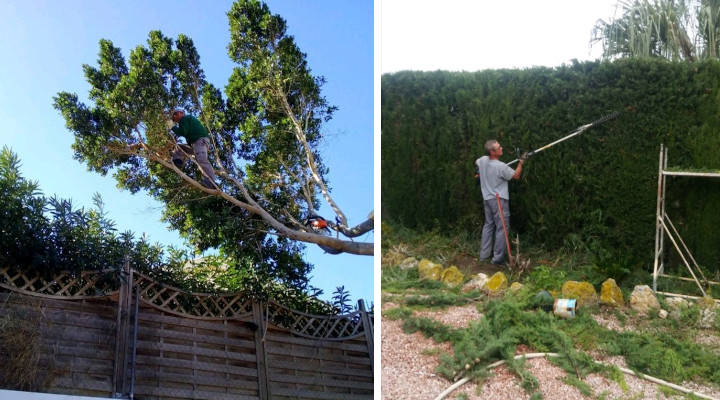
112;257;132;397
358;300;374;373
252;302;270;399
495;194;513;266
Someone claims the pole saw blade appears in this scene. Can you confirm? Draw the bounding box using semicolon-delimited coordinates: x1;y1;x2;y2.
506;111;620;166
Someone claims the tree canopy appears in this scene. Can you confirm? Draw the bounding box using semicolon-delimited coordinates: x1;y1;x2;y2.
0;146;336;313
593;0;720;61
53;0;373;263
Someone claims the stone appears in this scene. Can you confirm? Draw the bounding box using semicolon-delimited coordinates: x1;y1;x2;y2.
698;296;719;329
441;266;464;287
630;285;660;314
665;297;690;320
418;259;443;281
600;278;624;307
482;271;508;294
399;257;418;270
658;309;668;319
462;273;488;293
510;282;525;292
561;281;598;308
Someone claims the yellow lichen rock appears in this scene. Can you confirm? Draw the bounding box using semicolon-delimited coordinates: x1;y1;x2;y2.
600;278;624;307
561;281;598;308
418;259;442;281
630;285;660;314
441;266;464;287
482;272;508;294
510;282;525;292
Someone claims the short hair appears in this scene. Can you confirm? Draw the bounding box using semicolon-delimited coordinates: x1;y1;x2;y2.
172;109;185;116
484;139;498;155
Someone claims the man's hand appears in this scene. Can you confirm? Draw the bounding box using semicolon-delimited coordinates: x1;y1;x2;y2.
520;151;529;162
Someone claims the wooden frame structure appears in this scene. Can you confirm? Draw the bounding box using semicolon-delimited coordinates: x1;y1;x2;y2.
653;144;720;300
0;263;374;400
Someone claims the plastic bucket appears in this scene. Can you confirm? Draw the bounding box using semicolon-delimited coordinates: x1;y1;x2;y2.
553;298;577;318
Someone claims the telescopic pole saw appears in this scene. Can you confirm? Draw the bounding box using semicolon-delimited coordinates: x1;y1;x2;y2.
506;111;620;166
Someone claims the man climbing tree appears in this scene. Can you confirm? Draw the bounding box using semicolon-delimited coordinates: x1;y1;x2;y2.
53;0;372;257
170;109;217;190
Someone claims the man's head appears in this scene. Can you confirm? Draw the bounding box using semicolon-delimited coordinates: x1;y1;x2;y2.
484;139;503;158
171;109;185;123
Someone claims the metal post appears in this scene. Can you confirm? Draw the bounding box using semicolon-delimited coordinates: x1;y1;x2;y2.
358;300;374;372
653;144;663;292
660;145;668;276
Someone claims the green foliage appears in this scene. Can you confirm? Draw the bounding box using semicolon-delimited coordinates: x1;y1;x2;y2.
381;265;446;292
53;0;358;284
524;265;566;291
331;285;352;314
601;330;720;384
404;293;465;308
0;148;331;314
561;375;593;397
401;316;462;343
382;59;720;267
383;307;413;321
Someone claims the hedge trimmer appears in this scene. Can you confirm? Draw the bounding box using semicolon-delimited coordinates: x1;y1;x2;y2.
505;111;620;166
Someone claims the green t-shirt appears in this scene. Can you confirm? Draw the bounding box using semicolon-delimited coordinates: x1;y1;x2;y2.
171;115;209;144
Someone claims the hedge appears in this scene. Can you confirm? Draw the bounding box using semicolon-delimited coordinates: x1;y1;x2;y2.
381;58;720;266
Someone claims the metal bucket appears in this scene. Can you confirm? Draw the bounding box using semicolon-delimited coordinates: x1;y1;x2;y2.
553;298;577;318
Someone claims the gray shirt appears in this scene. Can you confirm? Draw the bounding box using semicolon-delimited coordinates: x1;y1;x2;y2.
475;156;515;200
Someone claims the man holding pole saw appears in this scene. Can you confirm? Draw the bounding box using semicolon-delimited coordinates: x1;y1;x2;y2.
476;140;527;266
474;111;620;266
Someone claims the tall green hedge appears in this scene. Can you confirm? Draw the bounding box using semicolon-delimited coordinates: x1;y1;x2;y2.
382;59;720;266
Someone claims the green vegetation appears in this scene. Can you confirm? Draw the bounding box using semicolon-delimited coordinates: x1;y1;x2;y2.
54;0;371;257
382;58;720;267
382;227;720;398
0;147;332;313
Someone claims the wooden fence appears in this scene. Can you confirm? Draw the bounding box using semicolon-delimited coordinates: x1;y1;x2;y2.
0;264;373;399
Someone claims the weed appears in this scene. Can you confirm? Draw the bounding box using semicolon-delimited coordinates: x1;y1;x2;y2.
404;291;478;309
401;316;461;343
382;266;445;293
562;375;594;397
422;347;443;356
608;365;629;392
454;393;468;400
524;265;566;292
529;391;544;400
383;307;413;321
658;385;680;398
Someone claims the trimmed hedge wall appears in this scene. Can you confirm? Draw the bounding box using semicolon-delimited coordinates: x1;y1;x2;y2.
381;59;720;266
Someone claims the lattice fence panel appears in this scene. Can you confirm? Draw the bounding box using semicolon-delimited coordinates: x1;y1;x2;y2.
265;301;367;341
0;266;118;298
132;271;254;320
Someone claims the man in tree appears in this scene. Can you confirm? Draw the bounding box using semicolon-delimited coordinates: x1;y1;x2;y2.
475;140;526;265
170;109;217;189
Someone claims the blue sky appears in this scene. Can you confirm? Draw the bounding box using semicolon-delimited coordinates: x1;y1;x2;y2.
0;0;373;305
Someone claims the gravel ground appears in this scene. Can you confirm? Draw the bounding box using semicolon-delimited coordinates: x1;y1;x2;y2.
415;303;483;329
382;303;720;399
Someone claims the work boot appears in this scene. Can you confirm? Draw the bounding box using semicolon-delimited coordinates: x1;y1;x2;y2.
491;258;507;267
172;158;184;169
